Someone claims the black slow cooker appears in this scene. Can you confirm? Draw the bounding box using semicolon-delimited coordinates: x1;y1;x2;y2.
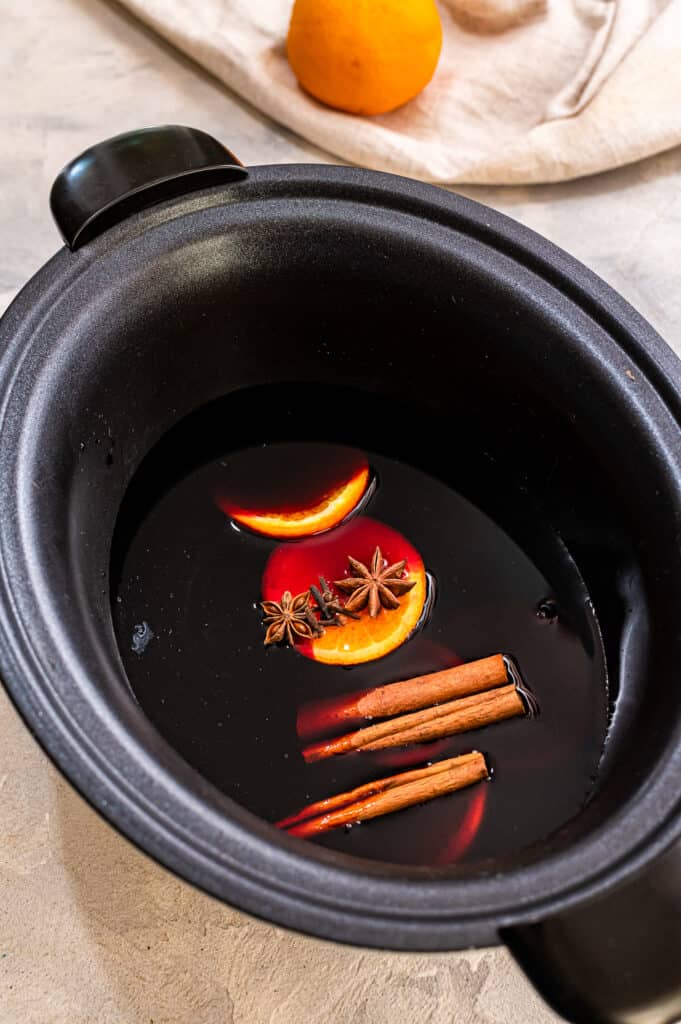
1;125;680;1024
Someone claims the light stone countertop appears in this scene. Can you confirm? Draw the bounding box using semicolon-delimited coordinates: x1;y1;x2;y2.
2;2;681;1022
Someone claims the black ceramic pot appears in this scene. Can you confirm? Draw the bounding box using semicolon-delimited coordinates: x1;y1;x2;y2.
1;126;681;1024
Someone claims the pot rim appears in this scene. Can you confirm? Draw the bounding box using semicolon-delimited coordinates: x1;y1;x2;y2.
2;164;681;951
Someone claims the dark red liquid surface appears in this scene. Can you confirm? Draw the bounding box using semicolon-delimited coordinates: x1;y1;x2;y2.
215;442;367;516
113;432;608;867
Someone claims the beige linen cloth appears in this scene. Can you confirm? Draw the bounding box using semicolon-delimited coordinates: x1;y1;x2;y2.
116;0;681;184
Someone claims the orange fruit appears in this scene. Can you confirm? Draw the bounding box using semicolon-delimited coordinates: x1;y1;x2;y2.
262;517;428;665
217;448;370;539
286;0;443;116
225;465;370;539
312;566;426;665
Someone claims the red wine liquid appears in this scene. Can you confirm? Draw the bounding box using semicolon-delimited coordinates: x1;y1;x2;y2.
112;399;608;868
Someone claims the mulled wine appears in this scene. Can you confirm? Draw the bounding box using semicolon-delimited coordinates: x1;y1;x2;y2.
112;385;608;867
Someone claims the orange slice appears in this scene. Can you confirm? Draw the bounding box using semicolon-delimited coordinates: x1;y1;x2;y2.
228;465;370;539
262;517;428;665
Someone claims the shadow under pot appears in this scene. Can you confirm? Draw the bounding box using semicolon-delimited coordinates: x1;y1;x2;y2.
1;125;681;1024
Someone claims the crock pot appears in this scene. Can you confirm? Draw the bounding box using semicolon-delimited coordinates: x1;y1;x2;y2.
1;125;680;1024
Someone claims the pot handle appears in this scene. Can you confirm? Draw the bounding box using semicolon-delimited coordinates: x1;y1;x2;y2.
503;841;681;1024
49;125;247;250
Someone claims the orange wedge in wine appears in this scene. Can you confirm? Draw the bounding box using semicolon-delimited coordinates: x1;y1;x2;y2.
228;464;370;539
262;517;428;665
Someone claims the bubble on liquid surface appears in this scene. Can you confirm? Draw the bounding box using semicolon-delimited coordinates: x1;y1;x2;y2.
536;598;559;623
132;621;154;655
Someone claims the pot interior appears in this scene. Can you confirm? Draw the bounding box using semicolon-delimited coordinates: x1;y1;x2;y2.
16;181;681;888
109;380;608;868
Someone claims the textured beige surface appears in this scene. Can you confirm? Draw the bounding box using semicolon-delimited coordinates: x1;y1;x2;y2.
116;0;681;184
1;1;681;1021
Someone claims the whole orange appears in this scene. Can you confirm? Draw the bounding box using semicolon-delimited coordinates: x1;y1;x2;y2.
286;0;443;116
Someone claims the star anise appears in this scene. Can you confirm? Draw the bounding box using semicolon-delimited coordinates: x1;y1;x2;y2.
261;590;316;646
334;546;416;618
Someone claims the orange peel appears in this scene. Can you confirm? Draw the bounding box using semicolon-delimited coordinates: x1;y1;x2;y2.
225;465;370;539
262;516;427;665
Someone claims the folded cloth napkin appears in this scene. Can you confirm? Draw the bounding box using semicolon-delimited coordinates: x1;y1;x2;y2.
116;0;681;184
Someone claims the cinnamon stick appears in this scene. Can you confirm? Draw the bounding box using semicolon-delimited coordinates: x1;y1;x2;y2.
285;752;489;837
360;685;525;751
277;753;467;829
298;654;508;737
350;654;508;718
303;684;525;762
